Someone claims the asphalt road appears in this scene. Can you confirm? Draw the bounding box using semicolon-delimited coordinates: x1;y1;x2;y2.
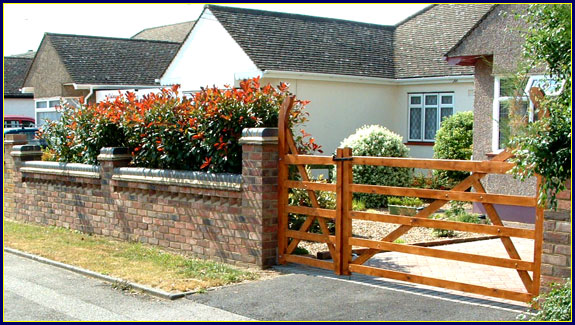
3;253;251;321
4;252;527;321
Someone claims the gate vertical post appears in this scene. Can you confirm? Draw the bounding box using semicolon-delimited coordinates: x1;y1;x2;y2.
341;147;353;275
532;174;545;297
277;97;294;264
334;148;344;275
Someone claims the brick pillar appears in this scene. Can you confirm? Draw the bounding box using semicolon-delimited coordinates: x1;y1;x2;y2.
4;134;28;187
239;128;279;268
4;135;29;219
97;148;132;238
541;179;572;292
6;142;43;220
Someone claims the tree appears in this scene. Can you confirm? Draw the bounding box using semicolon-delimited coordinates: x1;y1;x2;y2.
509;4;571;209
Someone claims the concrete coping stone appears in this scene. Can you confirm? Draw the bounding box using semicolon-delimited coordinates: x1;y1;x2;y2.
10;145;43;157
20;161;101;179
97;147;132;161
239;127;278;145
112;167;242;191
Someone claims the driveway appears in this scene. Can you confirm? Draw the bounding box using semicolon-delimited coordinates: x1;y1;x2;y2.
4;251;528;321
189;264;527;321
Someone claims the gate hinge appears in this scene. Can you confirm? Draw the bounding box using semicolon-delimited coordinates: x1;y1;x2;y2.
332;156;353;162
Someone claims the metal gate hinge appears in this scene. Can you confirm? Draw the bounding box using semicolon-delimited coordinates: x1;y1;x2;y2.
332;156;353;162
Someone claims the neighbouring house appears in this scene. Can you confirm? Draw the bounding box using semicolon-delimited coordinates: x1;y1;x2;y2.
160;4;494;157
445;4;551;221
132;20;196;43
22;33;181;126
3;51;36;119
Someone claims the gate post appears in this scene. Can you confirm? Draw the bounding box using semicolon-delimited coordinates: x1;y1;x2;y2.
277;97;295;264
335;147;353;276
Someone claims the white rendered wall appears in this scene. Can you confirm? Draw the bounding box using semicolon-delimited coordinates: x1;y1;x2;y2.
160;9;260;91
3;98;35;118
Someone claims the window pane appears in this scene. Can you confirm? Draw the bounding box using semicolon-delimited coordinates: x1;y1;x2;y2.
409;107;422;140
37;111;62;126
441;107;453;122
500;78;527;97
36;101;47;109
63;98;81;108
49;100;61;108
498;101;510;149
424;107;438;140
425;95;437;106
410;96;421;105
441;95;453;105
530;77;563;96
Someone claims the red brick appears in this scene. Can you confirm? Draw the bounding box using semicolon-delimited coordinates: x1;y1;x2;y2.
542;254;567;266
557;199;571;210
555;221;571;233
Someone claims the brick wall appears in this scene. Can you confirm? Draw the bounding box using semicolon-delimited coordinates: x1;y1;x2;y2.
3;128;279;268
541;180;572;291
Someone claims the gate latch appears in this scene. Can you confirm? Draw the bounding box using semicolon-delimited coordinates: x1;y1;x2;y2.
332;156;353;162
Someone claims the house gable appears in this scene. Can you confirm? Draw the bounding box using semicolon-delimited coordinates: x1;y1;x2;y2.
132;21;196;43
23;35;80;98
160;8;260;90
394;3;494;78
446;4;529;74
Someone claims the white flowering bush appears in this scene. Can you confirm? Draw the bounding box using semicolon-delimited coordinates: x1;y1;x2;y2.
340;125;413;208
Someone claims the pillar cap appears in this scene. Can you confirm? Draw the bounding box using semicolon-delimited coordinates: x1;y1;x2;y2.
11;145;43;157
97;147;132;161
239;128;278;145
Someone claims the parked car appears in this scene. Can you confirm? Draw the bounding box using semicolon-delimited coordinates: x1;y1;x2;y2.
4;115;35;128
3;127;47;147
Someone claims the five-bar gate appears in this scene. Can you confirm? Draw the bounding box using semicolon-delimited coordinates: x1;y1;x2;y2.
277;97;544;303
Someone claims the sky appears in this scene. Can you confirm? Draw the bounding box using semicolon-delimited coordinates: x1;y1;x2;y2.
3;3;430;56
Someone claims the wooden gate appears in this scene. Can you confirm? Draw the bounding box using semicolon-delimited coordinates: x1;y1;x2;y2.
278;98;544;303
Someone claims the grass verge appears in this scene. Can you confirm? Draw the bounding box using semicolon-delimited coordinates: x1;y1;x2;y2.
3;219;260;292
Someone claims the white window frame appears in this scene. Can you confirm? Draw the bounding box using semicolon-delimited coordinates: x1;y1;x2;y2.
35;97;62;126
408;92;454;142
491;75;558;152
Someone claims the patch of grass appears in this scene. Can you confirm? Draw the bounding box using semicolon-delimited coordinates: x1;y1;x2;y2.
3;219;259;292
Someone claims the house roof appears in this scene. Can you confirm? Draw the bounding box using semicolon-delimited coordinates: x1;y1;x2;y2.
394;4;495;78
45;33;181;85
4;56;34;97
206;5;396;79
206;4;495;80
132;21;196;43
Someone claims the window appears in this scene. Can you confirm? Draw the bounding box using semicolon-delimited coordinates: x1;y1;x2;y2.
492;75;560;151
408;93;454;142
35;97;81;126
35;98;62;126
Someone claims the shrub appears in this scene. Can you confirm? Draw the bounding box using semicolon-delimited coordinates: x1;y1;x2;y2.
288;170;336;234
431;201;488;237
432;111;474;187
387;197;423;207
340;125;412;208
523;279;572;321
352;199;367;211
40;78;315;173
